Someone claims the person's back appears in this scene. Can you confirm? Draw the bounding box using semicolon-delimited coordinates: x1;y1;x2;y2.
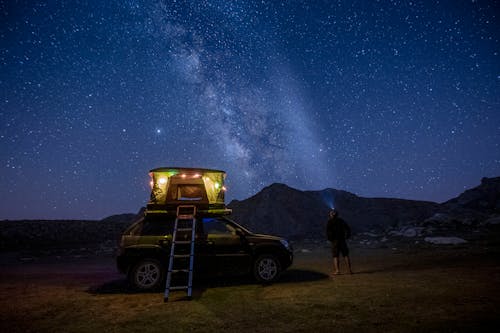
327;216;350;241
326;210;352;276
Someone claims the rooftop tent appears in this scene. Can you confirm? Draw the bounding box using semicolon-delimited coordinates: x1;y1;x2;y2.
146;167;229;215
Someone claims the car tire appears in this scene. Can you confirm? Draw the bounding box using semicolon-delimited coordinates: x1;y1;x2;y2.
253;254;281;283
129;258;165;291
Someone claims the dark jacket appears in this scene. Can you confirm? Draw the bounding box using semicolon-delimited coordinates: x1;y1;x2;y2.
326;217;351;242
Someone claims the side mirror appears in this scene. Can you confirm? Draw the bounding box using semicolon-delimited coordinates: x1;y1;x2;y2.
235;228;245;237
158;236;169;246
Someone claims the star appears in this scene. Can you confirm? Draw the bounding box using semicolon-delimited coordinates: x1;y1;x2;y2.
0;0;498;219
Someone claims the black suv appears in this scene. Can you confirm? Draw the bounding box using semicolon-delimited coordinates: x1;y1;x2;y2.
116;214;293;291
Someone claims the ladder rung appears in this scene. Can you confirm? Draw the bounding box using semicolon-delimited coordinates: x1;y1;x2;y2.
169;286;188;290
177;215;195;219
165;210;196;301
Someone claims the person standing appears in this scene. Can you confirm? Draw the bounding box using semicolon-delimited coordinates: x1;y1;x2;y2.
326;209;352;276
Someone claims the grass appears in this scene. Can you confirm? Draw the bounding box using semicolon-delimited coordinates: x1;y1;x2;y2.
1;245;499;332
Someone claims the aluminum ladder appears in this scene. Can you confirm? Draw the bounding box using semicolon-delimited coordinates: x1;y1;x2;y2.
164;205;196;302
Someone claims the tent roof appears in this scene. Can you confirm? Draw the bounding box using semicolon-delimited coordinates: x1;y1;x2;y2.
149;167;225;174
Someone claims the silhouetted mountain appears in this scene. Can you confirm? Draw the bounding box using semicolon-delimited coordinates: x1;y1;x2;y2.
443;177;500;214
100;213;139;224
228;178;500;239
228;184;439;239
228;184;326;240
2;177;498;252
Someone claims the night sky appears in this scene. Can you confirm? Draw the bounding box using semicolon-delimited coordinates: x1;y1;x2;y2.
1;1;499;220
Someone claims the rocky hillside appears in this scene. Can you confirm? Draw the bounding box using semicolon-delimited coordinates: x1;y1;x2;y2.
1;177;498;252
0;214;138;252
443;177;500;215
228;177;500;240
228;184;440;239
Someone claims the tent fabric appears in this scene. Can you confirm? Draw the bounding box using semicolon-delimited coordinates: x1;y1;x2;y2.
148;168;226;206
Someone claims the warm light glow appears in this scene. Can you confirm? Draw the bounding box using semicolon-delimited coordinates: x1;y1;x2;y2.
149;180;154;188
148;168;227;206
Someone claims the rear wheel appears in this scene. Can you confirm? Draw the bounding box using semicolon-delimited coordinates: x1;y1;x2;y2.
253;254;281;283
129;259;165;291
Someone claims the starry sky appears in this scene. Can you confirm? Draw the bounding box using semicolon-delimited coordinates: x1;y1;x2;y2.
1;0;499;220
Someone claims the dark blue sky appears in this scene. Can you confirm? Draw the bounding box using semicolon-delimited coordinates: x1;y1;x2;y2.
1;0;499;219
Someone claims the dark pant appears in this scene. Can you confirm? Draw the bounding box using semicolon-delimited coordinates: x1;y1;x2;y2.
331;240;349;257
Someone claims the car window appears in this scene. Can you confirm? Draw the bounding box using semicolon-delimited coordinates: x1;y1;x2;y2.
140;216;175;236
203;218;235;235
127;222;143;236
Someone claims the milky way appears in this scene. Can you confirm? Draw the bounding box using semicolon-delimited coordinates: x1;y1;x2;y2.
1;1;499;219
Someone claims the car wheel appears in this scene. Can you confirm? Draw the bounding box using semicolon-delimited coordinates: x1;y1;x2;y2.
129;259;165;291
254;254;281;283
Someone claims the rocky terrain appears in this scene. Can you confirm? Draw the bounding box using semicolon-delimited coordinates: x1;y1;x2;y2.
0;214;138;256
2;178;498;333
228;176;500;245
1;177;499;255
228;184;440;238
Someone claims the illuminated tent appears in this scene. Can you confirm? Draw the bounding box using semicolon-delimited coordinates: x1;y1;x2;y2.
146;167;230;215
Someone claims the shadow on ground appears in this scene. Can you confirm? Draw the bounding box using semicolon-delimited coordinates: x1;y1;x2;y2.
87;268;329;296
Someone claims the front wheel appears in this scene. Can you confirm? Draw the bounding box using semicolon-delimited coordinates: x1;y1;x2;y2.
253;254;281;283
129;259;165;291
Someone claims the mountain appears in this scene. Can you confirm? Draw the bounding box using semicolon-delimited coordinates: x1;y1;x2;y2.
228;184;329;240
100;213;139;224
228;178;500;239
443;177;500;214
2;178;498;252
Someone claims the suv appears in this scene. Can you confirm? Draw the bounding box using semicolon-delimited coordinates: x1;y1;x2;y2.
116;214;293;291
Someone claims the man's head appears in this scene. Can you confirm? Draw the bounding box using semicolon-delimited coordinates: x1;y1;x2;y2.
329;209;338;218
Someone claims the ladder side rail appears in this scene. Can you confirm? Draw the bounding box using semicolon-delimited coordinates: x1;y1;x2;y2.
187;217;196;297
164;217;179;301
165;205;198;302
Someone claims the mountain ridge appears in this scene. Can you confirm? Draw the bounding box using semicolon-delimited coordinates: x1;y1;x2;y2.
227;177;500;239
1;177;498;251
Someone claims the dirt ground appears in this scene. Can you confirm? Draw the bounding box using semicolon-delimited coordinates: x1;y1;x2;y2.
1;242;500;333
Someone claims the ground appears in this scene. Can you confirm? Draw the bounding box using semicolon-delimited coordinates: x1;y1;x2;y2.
1;242;499;333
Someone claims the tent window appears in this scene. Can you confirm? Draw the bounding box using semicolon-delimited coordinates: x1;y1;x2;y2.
177;185;204;201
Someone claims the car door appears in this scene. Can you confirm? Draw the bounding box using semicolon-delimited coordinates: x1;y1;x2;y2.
168;217;215;276
203;217;251;275
139;215;214;276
